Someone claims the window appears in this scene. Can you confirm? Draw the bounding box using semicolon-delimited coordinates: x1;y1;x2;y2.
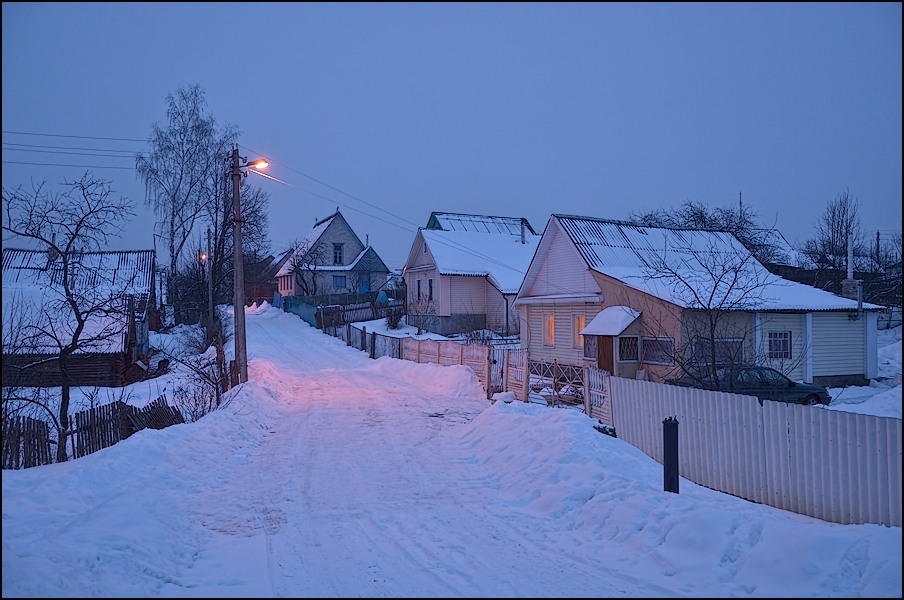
544;315;555;346
768;331;792;359
642;337;674;365
333;243;344;265
417;279;422;300
618;336;639;362
428;278;433;301
573;315;585;348
583;334;597;360
423;242;428;254
692;338;744;367
333;275;346;289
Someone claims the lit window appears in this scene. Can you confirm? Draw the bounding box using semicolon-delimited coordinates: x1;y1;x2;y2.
768;331;792;359
333;243;343;265
618;336;639;362
544;315;555;346
573;315;585;348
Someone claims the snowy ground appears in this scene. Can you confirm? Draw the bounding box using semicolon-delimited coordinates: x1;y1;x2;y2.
2;306;901;597
823;325;902;419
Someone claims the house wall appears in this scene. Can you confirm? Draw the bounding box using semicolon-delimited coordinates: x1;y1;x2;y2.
811;311;866;384
319;220;365;267
757;312;805;382
679;309;755;372
450;276;487;315
2;353;126;387
530;225;599;297
485;289;520;335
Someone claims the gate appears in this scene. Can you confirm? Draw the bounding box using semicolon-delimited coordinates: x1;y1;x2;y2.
505;349;529;402
489;348;505;395
586;365;612;426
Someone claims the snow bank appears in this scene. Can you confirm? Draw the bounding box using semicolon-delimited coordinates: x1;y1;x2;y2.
365;356;485;399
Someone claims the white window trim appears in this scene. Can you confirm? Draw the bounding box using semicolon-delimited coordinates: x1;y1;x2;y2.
573;315;585;349
767;330;793;360
543;314;555;347
642;336;674;366
617;335;640;363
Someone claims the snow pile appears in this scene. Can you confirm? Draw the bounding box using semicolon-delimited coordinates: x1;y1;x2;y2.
462;400;903;597
365;356;485;399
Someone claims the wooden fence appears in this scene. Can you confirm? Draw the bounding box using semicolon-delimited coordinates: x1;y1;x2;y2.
607;376;903;527
2;395;185;469
2;416;53;469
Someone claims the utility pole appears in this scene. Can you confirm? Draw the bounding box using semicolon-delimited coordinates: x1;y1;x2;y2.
207;228;214;329
228;147;269;384
231;147;249;383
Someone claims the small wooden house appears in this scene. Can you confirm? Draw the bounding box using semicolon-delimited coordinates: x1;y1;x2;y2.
403;213;539;336
2;248;155;387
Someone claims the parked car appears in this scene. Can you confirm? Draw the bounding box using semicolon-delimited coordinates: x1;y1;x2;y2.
666;366;831;406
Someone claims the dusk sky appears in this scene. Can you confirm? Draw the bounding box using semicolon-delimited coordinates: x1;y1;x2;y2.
3;3;901;271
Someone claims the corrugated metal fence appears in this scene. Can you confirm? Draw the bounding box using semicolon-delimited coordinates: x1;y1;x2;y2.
608;376;902;527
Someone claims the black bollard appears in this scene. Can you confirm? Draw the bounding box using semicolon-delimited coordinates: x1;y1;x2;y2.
663;416;679;494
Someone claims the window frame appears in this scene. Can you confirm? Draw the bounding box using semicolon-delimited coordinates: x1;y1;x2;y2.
617;335;640;362
767;330;792;360
543;314;555;346
333;243;344;265
641;336;674;366
333;274;347;289
573;315;585;349
692;338;745;367
428;278;434;301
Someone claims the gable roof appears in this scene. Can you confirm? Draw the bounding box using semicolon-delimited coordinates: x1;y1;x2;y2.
525;215;878;312
426;212;537;236
416;229;539;294
276;210;366;277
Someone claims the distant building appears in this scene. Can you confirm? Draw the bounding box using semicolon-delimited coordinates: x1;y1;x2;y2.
403;212;539;336
276;210;390;299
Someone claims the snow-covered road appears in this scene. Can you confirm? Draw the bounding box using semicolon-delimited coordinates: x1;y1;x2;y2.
3;305;901;597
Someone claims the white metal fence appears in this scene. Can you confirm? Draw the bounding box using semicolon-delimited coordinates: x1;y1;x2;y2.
608;376;902;527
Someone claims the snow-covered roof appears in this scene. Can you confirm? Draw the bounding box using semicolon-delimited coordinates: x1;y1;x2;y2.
2;248;153;355
751;228;816;269
552;216;880;312
580;306;641;336
276;214;336;277
427;212;537;236
419;229;539;294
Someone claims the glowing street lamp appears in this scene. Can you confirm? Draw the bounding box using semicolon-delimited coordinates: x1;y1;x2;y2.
229;147;268;384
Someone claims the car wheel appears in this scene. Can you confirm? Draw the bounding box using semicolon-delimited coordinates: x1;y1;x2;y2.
803;394;820;406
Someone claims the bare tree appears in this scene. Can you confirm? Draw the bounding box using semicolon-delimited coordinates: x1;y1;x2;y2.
637;236;779;389
630;199;788;266
136;85;237;321
283;240;330;298
2;174;135;461
798;189;866;294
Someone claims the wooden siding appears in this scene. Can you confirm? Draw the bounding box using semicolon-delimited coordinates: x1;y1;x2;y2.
450;276;487;314
758;312;804;382
525;225;599;297
812;311;865;376
411;234;436;268
526;303;602;364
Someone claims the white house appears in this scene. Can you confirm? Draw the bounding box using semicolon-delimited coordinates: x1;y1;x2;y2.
515;215;880;387
403;213;539;336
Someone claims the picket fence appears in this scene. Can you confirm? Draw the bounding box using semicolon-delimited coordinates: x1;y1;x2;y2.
608;376;902;527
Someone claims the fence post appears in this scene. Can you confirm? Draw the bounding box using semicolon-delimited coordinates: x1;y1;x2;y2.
370;331;376;359
417;338;421;363
459;342;464;365
503;349;510;392
523;351;530;402
346;323;351;345
362;326;367;352
663;416;679;493
486;346;492;400
583;365;590;414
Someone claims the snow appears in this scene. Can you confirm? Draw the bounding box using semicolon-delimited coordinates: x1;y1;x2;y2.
352;316;448;340
420;228;539;294
3;306;901;597
580;305;641;336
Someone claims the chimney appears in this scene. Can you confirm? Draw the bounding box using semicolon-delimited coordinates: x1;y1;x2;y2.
520;219;525;245
846;231;854;280
841;230;861;303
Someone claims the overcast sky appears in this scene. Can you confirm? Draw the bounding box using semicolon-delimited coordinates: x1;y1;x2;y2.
3;3;901;270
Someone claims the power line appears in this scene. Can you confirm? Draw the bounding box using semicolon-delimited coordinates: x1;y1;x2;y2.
2;160;135;170
2;147;144;159
3;142;145;153
2;130;146;142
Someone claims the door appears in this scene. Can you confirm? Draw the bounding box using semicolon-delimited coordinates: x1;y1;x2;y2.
597;335;614;374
